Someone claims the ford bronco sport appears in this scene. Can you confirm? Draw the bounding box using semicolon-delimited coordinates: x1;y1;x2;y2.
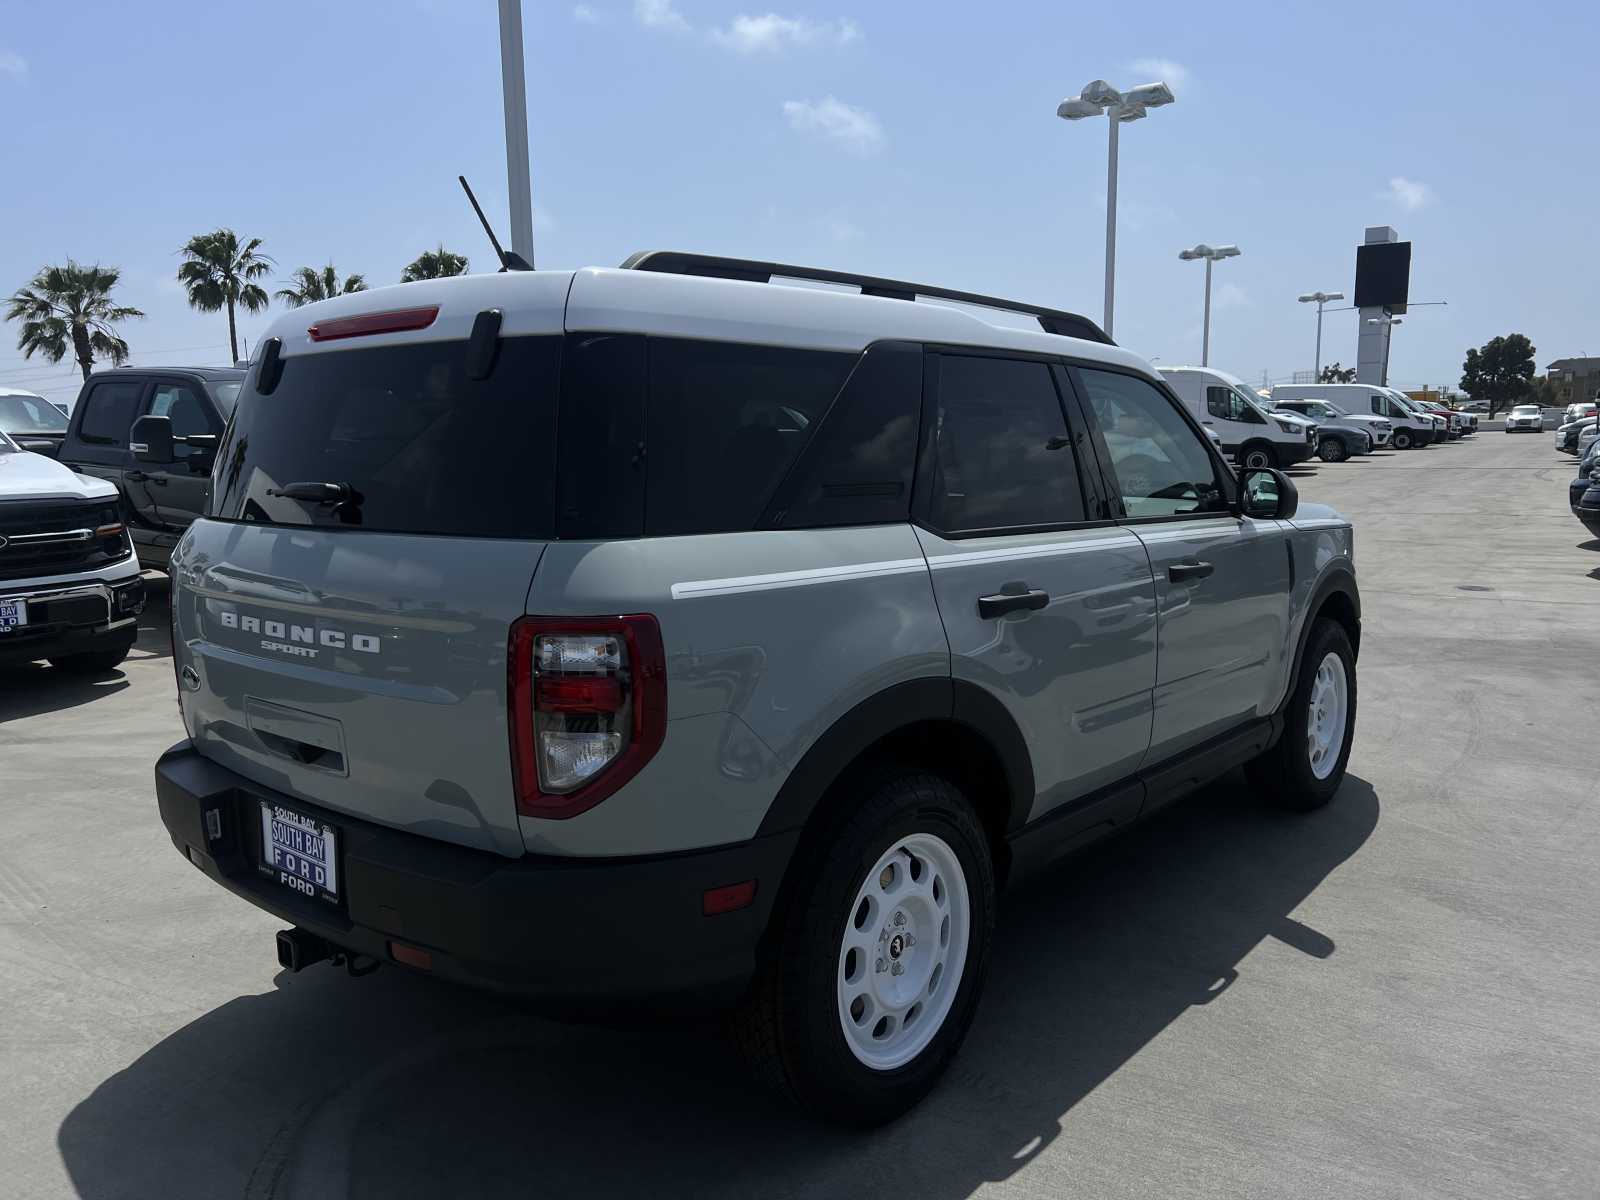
154;252;1360;1124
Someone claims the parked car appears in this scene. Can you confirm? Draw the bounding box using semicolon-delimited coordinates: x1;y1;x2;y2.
1574;459;1600;538
1267;396;1392;449
1158;366;1319;468
1563;401;1597;426
1271;383;1435;449
0;387;69;457
1412;400;1464;439
1567;440;1600;520
152;254;1361;1125
55;366;244;570
1554;415;1595;452
1265;397;1384;460
0;427;146;671
1390;390;1448;441
1505;404;1545;433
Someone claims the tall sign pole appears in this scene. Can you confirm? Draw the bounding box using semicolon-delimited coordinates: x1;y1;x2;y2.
498;0;535;267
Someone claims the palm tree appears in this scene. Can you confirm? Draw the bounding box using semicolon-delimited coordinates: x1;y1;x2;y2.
401;246;469;282
5;262;145;381
275;263;369;308
177;229;272;363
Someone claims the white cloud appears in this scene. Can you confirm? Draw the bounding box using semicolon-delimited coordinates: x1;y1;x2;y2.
635;0;689;31
0;50;27;78
1382;176;1434;211
1213;282;1250;311
712;13;860;53
572;4;604;23
1127;56;1188;91
782;97;884;156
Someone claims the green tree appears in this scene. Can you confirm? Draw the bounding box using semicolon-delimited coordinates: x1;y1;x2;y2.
401;246;469;282
177;229;272;363
275;263;368;308
4;261;145;381
1318;362;1357;383
1460;334;1536;417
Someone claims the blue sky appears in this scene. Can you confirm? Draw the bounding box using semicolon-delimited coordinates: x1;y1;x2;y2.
3;0;1596;410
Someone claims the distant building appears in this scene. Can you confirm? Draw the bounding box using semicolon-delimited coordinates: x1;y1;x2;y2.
1547;358;1600;407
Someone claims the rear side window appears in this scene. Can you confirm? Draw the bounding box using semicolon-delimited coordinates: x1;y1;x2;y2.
644;338;854;536
928;355;1086;532
762;341;921;529
211;336;561;538
77;380;144;445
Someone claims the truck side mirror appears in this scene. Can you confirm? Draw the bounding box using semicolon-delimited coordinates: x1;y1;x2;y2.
1238;467;1299;520
129;414;175;464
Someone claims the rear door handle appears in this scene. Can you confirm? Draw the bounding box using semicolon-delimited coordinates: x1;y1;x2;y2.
977;589;1050;619
1168;560;1214;583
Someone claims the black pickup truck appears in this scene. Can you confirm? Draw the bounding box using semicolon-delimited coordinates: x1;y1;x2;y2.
56;367;245;570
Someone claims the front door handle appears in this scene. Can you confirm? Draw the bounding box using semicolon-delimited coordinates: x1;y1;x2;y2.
977;589;1050;619
125;470;148;482
1168;560;1214;583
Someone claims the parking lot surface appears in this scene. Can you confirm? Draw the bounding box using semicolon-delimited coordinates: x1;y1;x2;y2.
3;432;1597;1199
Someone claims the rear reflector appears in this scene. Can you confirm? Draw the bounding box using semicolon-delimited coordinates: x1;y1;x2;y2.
535;675;624;714
307;306;439;343
702;880;757;916
388;941;434;971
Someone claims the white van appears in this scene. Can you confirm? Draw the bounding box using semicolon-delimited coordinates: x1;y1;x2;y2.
1159;366;1316;470
1271;383;1436;449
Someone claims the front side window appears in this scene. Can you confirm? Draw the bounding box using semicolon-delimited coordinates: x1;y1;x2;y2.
77;380;145;446
929;355;1086;532
148;383;215;459
1205;386;1264;423
1079;369;1226;519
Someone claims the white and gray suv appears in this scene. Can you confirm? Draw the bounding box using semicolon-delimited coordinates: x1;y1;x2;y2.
153;252;1361;1124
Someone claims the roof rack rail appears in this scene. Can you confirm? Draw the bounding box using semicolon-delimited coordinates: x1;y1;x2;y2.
618;251;1114;345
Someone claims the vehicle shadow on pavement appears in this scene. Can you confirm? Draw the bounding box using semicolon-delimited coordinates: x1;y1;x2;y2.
57;774;1379;1200
0;578;170;722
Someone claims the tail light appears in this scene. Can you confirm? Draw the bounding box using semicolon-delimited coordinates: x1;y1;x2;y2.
508;615;667;819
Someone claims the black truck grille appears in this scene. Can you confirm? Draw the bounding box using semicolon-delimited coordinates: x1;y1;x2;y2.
0;498;127;582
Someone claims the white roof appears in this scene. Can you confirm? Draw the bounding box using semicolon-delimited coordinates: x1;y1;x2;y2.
262;266;1158;380
0;386;49;400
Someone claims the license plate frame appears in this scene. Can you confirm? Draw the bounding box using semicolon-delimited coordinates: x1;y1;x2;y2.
257;799;341;906
0;598;28;633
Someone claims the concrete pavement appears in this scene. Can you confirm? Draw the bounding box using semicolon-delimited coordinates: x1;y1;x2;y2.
2;431;1597;1198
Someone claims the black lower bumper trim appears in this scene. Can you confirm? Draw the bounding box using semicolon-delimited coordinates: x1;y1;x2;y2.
155;741;797;1007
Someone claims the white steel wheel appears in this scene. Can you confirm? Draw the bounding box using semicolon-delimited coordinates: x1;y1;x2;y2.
1306;651;1349;780
836;832;970;1071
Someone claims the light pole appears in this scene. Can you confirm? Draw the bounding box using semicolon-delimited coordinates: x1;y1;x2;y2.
1178;243;1240;366
1057;79;1176;339
1367;316;1403;386
1297;290;1344;379
498;0;536;266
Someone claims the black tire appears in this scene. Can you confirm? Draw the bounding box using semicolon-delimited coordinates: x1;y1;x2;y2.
731;769;995;1126
1247;619;1356;811
48;638;134;676
1392;429;1414;449
1239;443;1277;471
1317;438;1347;463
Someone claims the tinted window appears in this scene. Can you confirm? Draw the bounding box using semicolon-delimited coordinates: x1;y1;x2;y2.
645;339;853;536
0;394;67;433
77;380;145;445
764;341;921;529
1077;369;1225;519
149;383;215;459
211;336;560;538
557;334;646;539
929;355;1086;531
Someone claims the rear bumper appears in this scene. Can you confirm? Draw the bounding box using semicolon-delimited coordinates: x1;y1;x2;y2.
154;741;797;1008
0;575;144;666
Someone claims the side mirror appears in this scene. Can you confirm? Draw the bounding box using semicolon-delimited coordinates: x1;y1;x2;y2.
129;414;174;464
1238;466;1299;520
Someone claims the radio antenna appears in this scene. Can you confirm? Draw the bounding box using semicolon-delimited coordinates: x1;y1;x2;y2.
459;175;532;272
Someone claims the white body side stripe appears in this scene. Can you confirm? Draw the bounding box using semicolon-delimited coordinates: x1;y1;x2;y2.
671;558;927;599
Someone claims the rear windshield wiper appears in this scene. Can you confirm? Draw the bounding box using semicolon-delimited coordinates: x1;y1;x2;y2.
266;481;362;505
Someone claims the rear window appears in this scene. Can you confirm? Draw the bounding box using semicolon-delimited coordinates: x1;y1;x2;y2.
208;380;241;417
210;337;560;538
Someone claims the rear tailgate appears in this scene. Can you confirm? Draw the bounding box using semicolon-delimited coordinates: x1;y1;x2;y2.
171;275;570;857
